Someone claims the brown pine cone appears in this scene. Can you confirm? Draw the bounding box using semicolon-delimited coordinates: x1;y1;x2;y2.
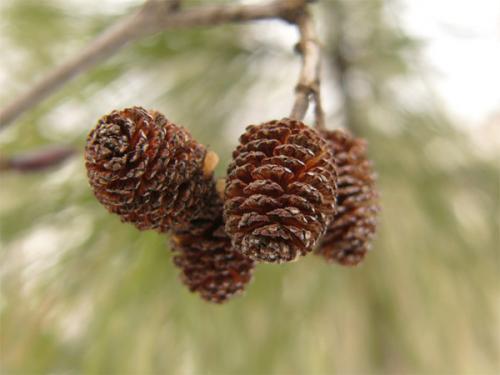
317;129;380;266
171;191;255;303
85;107;214;232
224;118;338;263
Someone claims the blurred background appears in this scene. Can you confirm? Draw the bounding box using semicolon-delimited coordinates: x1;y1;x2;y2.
0;0;499;373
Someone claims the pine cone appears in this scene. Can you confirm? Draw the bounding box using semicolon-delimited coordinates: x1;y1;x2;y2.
224;118;338;263
85;107;214;232
171;191;255;303
317;129;380;266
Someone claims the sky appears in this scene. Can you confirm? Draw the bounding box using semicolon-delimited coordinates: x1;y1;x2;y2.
400;0;500;128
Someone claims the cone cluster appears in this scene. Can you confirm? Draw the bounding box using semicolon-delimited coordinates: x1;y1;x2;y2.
85;108;379;303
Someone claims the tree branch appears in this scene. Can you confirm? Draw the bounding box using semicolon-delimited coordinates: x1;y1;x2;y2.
0;145;75;173
0;13;144;129
289;9;325;129
0;0;305;129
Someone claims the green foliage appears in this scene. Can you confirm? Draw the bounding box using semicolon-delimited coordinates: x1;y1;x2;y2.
0;0;498;374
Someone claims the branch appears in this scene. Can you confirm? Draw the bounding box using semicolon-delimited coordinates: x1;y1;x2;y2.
0;145;75;173
289;9;325;129
0;10;150;129
0;0;305;129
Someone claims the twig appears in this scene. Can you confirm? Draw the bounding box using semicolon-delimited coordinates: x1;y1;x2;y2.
0;0;305;129
0;145;75;173
289;10;325;129
0;14;143;129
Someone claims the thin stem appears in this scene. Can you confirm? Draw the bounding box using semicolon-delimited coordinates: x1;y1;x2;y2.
313;90;325;130
0;145;75;172
289;10;325;130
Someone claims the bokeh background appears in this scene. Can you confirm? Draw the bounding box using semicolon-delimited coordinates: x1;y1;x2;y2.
1;0;499;374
